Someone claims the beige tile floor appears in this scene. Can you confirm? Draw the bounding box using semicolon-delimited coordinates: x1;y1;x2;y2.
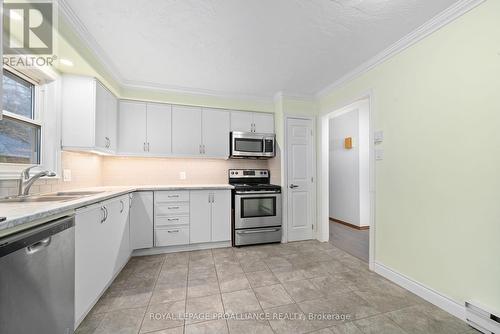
76;240;479;334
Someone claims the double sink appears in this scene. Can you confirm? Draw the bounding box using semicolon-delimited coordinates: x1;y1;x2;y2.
0;191;105;203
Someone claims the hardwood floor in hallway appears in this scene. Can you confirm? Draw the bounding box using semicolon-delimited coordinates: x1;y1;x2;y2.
329;221;369;262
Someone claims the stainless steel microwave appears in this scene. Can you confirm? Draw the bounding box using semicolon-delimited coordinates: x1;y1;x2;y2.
230;131;275;159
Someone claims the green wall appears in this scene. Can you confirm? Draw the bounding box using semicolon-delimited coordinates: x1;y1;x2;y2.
319;1;500;311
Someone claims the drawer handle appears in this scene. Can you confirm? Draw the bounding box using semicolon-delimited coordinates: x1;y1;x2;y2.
168;195;179;198
167;218;179;221
167;230;180;233
168;206;180;209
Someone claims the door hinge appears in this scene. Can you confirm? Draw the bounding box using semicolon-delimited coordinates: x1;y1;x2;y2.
311;177;314;183
312;224;314;230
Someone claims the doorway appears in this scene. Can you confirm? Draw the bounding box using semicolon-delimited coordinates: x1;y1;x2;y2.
319;95;375;268
328;99;370;261
285;117;315;242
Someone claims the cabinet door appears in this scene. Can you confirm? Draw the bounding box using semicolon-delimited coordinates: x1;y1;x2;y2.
230;111;253;132
190;190;211;244
172;105;202;155
111;196;130;274
202;108;230;158
106;90;118;152
130;192;154;249
94;82;108;150
118;101;147;154
101;198;122;279
75;204;108;323
211;190;231;242
147;103;172;155
253;113;274;133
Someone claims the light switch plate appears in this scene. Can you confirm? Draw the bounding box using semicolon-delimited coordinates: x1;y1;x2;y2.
179;171;186;180
375;149;384;161
374;130;384;143
63;169;72;182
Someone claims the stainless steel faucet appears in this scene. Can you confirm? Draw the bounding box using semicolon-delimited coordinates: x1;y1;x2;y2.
18;166;56;196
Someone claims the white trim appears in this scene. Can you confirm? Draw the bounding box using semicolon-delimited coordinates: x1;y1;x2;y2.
121;80;274;104
316;0;486;98
58;0;274;104
374;261;466;321
58;0;124;85
283;115;317;243
319;91;375;269
131;241;231;256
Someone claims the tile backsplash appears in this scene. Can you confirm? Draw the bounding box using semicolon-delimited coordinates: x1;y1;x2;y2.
0;151;281;197
0;151;103;197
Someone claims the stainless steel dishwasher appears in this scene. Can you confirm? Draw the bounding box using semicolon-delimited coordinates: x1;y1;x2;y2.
0;215;75;334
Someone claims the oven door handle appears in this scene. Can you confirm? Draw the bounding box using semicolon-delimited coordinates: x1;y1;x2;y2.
235;191;281;196
236;228;281;234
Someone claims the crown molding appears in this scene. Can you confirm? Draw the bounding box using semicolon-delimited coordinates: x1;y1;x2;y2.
58;0;274;104
316;0;486;99
58;0;124;85
121;79;274;103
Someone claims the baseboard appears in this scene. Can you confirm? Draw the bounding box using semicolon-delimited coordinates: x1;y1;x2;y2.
132;241;231;256
330;217;370;230
374;262;466;321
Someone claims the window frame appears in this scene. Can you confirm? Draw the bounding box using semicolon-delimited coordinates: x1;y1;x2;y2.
0;65;60;180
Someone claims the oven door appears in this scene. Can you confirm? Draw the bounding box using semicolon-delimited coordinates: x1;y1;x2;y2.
235;192;282;229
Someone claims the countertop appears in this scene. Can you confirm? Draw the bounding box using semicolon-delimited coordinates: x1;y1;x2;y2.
0;184;234;238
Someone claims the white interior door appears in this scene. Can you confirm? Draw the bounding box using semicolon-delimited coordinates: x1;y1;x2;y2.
286;118;314;242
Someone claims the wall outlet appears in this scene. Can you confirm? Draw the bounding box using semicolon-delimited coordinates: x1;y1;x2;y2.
375;149;384;161
179;171;186;180
63;169;72;182
374;130;384;144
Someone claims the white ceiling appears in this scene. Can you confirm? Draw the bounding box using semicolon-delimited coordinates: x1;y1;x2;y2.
63;0;460;98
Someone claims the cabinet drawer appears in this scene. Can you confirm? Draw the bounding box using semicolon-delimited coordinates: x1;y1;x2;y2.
155;191;189;203
155;215;189;227
155;227;189;247
155;203;190;216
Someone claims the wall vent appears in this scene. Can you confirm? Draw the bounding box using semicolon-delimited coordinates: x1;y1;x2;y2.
465;301;500;334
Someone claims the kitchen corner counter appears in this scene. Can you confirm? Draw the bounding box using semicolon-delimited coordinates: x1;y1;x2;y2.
0;184;233;238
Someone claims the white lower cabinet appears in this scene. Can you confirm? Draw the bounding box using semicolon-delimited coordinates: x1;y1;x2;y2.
154;190;190;247
155;227;190;246
211;190;232;242
190;190;231;244
190;191;212;244
75;195;130;326
130;192;154;249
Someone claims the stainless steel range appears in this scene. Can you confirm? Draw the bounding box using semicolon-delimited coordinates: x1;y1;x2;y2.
229;169;282;246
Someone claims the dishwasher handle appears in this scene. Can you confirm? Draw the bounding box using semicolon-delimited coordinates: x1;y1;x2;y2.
26;237;51;255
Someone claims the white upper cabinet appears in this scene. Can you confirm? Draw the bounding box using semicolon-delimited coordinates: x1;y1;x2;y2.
118;101;147;155
230;111;274;133
172;105;202;156
253;113;275;133
61;75;118;153
230;111;254;132
202;108;230;158
118;101;172;156
146;103;172;155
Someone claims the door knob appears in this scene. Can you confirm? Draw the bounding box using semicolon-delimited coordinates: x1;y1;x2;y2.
289;184;299;189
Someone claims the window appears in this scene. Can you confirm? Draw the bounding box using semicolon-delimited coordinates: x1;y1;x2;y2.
0;69;41;164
